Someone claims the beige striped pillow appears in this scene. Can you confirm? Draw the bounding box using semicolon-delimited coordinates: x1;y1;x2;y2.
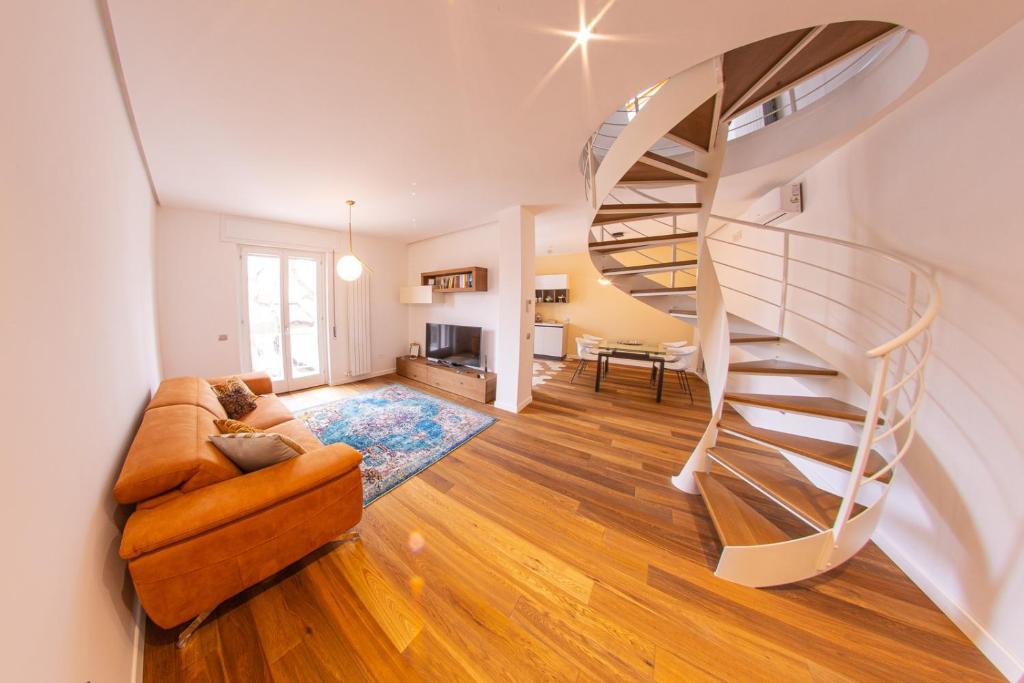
214;418;306;455
208;432;302;472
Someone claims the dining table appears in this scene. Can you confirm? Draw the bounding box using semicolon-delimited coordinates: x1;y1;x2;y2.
593;340;670;402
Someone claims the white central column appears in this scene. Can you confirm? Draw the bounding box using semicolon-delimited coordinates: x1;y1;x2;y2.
494;205;535;412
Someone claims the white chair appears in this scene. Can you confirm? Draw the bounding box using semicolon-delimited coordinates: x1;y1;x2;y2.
663;340;689;348
582;334;604;343
571;337;600;384
663;345;698;403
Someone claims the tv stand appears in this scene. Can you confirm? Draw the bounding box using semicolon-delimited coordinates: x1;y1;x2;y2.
396;356;496;404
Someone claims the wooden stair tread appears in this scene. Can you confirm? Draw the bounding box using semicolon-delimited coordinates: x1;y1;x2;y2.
730;333;781;344
724;393;878;423
638;151;709;179
669;306;697;317
596;202;702;213
708;446;858;530
589;232;699;253
694;472;791;546
719;414;892;483
728;359;837;376
603;259;698;276
619;161;697;185
593;202;704;227
631;286;697;295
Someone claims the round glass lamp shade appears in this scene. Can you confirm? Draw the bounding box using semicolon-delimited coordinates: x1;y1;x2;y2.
336;254;364;281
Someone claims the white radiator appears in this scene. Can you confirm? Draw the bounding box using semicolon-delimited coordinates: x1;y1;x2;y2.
346;273;372;376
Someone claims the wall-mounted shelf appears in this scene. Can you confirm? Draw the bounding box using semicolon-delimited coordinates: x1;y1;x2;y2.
421;266;488;293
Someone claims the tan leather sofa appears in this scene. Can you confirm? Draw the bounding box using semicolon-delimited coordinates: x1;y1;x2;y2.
113;372;363;629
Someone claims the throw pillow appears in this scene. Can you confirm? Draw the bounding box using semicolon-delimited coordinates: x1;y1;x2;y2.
211;377;258;419
214;418;259;434
214;418;306;454
208;433;302;472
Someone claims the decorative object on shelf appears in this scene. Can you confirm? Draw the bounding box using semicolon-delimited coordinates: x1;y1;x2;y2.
408;342;420;358
336;199;368;281
616;339;643;346
420;267;488;292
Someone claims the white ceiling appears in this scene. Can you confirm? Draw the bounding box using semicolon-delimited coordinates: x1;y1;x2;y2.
108;1;1024;244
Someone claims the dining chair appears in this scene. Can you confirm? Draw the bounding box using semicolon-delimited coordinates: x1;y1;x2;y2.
663;345;698;404
571;337;600;384
650;340;688;384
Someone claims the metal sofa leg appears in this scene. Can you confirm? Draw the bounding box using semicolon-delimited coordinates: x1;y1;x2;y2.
176;608;215;649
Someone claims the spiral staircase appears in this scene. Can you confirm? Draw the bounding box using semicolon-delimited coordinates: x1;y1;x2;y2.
579;22;940;587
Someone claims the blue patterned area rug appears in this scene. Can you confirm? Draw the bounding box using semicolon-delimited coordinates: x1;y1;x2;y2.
297;384;496;506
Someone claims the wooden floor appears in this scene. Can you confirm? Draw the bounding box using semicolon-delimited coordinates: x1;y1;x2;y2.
144;363;1000;681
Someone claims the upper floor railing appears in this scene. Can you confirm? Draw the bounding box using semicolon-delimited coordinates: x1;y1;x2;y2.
726;29;906;141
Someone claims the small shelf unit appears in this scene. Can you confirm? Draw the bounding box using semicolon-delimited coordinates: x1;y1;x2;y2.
535;273;569;304
421;266;488;293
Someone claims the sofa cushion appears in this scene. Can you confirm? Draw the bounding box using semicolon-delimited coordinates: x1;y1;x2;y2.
147;376;227;420
237;394;294;430
267;418;324;454
113;404;242;504
135;488;184;510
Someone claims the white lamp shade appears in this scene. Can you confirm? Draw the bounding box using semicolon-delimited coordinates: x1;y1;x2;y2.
399;285;435;304
336;254;364;281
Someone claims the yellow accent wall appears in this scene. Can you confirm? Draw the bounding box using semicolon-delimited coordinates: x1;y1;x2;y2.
535;252;695;354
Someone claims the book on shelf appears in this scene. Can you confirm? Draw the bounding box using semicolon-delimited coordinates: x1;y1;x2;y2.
433;272;473;289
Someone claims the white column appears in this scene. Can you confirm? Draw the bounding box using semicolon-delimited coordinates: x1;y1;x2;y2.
494;205;535;412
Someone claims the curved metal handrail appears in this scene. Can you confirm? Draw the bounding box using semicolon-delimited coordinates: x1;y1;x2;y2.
576;50;936;583
707;214;940;357
704;213;940;551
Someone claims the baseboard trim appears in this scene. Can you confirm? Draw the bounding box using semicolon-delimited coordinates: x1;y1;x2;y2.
494;395;532;414
131;599;146;683
330;367;396;385
874;531;1022;681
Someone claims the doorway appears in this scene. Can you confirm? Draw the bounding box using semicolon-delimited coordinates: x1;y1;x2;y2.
240;246;329;393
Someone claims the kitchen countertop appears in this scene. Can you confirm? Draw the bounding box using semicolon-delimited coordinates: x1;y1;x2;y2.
535;322;564;327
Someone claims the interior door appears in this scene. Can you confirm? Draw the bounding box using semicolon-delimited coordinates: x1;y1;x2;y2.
241;247;328;393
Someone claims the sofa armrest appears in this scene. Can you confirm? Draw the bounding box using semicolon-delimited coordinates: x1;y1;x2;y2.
119;443;362;559
207;371;273;396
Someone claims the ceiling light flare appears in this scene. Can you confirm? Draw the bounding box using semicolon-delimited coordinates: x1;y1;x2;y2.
598;277;612;286
573;23;592;46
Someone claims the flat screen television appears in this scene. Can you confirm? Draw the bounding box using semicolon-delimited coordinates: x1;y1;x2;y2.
425;323;482;370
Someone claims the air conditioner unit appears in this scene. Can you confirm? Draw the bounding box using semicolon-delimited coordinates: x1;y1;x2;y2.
750;182;803;225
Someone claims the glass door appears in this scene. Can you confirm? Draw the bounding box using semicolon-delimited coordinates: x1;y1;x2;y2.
241;247;328;393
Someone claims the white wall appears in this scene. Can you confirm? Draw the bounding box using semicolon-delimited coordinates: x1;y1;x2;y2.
156;207;407;383
734;20;1024;678
406;223;501;371
0;3;160;681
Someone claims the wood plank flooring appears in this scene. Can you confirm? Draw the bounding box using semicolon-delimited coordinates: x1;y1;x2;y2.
143;364;1000;681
